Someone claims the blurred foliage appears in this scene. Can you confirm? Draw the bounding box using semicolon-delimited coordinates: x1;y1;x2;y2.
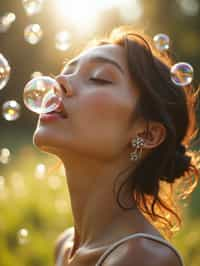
0;146;73;266
1;0;200;265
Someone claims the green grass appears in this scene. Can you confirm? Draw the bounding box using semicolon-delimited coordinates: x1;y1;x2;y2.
0;144;200;266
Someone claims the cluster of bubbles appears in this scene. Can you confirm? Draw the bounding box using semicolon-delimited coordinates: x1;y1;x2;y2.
0;1;72;120
153;33;194;87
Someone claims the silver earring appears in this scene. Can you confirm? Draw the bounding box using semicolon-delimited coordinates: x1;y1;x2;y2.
130;136;145;161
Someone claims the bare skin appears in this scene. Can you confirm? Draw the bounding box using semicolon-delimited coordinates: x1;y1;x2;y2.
33;44;176;265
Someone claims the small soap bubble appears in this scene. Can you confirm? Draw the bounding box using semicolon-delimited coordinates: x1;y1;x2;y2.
24;24;43;45
23;76;62;114
31;71;43;79
17;228;29;245
171;62;194;86
0;12;16;33
153;33;170;52
22;0;44;16
0;53;11;90
35;163;46;179
55;31;71;51
2;100;21;121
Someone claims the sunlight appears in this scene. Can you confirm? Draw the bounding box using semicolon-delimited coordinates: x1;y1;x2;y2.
53;0;142;33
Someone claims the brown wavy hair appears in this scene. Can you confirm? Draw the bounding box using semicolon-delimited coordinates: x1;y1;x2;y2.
80;26;200;239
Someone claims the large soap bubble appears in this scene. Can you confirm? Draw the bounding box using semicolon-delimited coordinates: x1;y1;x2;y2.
23;76;62;114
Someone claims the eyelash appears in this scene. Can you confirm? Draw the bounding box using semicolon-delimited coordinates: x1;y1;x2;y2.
90;78;112;85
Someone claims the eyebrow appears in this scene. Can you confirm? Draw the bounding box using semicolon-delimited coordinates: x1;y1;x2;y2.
66;56;124;74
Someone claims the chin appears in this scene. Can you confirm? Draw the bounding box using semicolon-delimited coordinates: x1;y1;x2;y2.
33;127;61;155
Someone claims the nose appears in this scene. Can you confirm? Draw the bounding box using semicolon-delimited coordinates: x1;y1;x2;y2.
55;74;73;97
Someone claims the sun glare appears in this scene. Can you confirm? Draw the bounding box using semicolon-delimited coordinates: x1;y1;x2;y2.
54;0;142;33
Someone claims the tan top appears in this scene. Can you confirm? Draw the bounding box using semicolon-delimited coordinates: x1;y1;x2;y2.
56;228;185;266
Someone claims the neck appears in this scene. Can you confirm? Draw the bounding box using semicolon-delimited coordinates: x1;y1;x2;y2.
59;151;147;252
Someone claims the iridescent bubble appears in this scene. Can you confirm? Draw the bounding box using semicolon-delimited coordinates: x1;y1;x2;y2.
55;31;71;51
24;24;43;45
0;12;16;33
17;228;29;245
23;76;62;114
153;33;170;52
170;62;194;86
34;163;46;179
0;53;11;90
22;0;44;16
2;100;21;121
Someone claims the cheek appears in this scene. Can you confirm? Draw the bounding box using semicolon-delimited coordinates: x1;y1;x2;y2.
76;90;133;143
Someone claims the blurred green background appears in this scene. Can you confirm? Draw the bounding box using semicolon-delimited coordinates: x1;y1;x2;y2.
0;0;200;265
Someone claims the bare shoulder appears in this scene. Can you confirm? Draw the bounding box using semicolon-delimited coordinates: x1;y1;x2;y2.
102;236;182;266
54;226;74;263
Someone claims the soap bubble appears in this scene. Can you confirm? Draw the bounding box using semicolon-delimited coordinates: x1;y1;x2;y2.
31;71;43;79
55;31;71;51
24;24;43;45
153;33;170;52
171;62;194;86
23;76;62;114
2;100;21;121
0;148;10;164
0;12;16;33
0;53;11;90
17;228;29;245
22;0;44;16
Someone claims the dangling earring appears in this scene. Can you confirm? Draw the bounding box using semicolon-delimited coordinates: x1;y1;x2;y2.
130;136;145;161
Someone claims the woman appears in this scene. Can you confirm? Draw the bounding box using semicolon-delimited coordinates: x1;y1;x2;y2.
33;26;199;266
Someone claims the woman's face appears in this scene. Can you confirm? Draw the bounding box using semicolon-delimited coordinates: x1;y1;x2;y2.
33;44;140;161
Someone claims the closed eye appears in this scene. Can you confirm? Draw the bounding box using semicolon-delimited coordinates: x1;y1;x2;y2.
90;78;112;85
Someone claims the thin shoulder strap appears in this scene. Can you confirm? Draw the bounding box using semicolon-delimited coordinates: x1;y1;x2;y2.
95;233;184;266
56;227;74;266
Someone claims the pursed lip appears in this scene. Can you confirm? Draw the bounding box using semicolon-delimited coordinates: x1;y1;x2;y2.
40;112;68;122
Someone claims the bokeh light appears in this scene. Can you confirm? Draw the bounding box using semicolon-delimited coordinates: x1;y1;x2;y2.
2;100;21;121
0;12;16;33
22;0;44;16
24;24;43;45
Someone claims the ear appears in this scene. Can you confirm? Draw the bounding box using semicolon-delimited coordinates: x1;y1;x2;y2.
138;121;166;149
